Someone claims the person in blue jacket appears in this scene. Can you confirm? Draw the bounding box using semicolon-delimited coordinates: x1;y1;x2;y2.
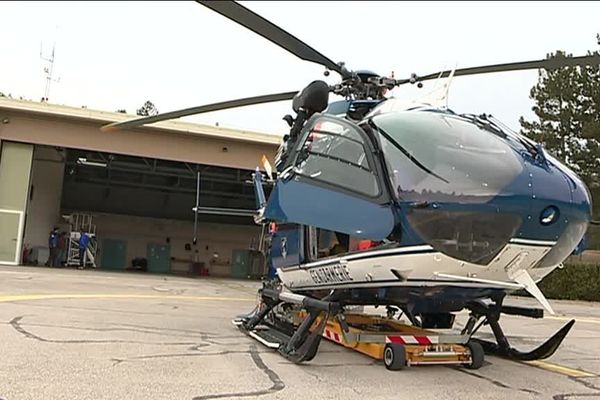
78;230;90;269
46;227;59;267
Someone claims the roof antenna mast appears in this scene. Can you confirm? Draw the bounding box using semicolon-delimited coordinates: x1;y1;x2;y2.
40;31;60;102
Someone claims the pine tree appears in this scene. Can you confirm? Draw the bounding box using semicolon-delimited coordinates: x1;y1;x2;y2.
136;100;159;117
519;41;600;187
520;37;600;249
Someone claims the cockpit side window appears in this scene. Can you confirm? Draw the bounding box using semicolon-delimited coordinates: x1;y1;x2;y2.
293;117;381;198
263;114;397;241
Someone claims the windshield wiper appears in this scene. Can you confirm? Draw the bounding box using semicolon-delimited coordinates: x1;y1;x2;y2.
486;115;542;159
459;113;507;138
369;121;449;184
461;113;540;159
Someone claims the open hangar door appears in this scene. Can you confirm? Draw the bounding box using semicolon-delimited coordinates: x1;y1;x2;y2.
58;147;267;276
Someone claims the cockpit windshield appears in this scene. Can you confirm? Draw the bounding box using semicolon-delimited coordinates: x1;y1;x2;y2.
369;110;524;265
369;110;523;204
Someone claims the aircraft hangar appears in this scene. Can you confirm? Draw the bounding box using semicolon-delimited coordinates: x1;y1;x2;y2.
0;97;279;276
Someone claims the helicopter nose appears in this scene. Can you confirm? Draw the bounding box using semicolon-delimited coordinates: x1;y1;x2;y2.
528;160;592;270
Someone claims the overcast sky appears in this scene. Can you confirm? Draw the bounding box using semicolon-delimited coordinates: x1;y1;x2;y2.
1;1;599;135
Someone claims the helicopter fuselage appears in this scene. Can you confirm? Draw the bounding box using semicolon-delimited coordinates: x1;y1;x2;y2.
258;100;592;314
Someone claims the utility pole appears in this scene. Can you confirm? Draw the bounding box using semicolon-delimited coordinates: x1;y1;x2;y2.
193;167;201;245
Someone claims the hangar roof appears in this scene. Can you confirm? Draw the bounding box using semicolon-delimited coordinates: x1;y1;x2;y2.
0;97;282;146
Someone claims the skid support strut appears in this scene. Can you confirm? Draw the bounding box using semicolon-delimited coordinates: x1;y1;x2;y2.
281;308;329;363
234;286;342;364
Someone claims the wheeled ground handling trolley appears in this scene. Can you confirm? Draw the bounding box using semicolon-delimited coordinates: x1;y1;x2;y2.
316;312;483;370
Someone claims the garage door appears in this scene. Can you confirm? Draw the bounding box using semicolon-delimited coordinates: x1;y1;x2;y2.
0;210;23;264
0;141;33;265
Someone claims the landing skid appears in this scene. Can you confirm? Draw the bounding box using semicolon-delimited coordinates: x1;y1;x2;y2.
465;299;575;361
472;320;574;361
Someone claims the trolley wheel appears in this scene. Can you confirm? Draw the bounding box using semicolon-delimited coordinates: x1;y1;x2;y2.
383;343;406;370
465;341;484;369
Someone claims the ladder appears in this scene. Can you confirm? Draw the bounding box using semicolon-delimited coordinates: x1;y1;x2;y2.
65;213;98;268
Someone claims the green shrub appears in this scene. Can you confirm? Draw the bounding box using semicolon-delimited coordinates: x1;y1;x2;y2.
534;263;600;301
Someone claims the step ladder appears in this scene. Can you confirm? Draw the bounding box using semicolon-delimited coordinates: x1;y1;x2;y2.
65;213;98;268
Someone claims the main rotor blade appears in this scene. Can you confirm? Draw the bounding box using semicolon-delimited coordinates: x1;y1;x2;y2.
101;90;298;132
197;0;343;75
397;54;600;85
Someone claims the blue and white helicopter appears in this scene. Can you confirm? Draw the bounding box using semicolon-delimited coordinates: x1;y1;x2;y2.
104;1;598;365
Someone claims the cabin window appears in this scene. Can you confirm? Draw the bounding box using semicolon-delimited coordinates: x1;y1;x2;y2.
307;226;382;260
316;228;349;258
294;118;380;198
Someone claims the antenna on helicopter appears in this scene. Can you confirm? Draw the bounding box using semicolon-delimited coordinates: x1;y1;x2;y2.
411;64;457;108
443;65;457;108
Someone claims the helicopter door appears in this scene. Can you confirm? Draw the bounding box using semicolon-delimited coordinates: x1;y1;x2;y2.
263;114;397;240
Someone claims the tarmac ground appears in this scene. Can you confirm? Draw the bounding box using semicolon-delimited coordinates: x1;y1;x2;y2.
1;265;600;400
